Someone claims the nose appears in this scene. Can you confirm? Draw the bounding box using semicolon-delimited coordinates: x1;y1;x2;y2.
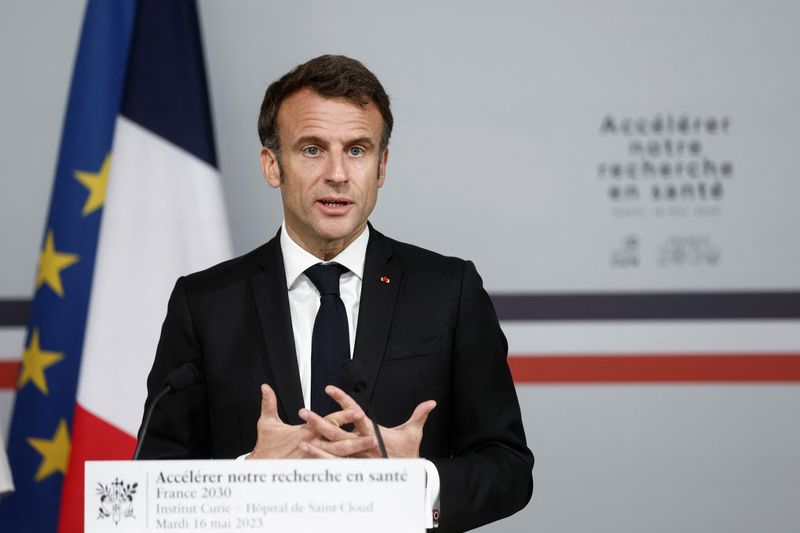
325;152;348;185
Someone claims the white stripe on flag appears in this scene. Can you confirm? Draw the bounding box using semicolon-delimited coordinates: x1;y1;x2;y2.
77;116;232;436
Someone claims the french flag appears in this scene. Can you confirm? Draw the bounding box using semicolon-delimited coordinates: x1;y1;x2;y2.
60;1;232;530
0;1;231;531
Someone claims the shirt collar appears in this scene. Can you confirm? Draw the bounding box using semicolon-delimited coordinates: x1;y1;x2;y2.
280;221;369;289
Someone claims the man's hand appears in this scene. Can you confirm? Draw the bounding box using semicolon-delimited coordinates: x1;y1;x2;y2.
246;384;377;459
299;385;437;459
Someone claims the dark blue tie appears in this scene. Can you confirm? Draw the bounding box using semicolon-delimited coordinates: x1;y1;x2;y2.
305;263;350;416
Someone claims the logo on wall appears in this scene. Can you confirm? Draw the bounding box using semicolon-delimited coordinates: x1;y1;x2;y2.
96;478;138;525
597;114;734;219
610;234;640;268
658;235;721;267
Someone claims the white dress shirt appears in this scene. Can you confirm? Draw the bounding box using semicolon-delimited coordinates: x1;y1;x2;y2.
280;222;440;528
280;221;368;409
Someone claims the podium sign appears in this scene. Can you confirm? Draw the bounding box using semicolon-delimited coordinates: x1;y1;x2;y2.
84;459;426;532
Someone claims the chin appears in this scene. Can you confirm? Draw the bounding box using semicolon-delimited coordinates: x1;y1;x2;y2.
315;220;362;242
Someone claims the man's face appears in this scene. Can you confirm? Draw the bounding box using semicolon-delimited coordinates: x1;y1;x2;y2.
260;88;388;259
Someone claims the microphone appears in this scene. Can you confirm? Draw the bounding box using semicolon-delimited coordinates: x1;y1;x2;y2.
133;362;202;460
341;360;388;458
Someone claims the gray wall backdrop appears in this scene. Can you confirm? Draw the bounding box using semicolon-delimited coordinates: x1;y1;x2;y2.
2;1;800;532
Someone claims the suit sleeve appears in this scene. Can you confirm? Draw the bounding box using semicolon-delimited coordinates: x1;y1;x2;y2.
430;260;534;532
136;276;212;459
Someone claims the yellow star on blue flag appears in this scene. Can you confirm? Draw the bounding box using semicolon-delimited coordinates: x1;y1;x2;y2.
18;328;64;395
27;419;71;482
74;153;111;216
35;230;79;297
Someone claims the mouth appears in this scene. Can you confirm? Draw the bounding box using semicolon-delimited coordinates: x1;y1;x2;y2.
316;198;353;214
318;199;351;207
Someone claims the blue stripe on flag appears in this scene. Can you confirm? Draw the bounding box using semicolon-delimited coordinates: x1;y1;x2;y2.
0;0;137;530
120;0;217;167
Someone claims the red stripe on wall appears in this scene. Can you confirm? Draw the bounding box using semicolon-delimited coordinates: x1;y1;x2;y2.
0;361;19;388
509;354;800;383
3;356;800;390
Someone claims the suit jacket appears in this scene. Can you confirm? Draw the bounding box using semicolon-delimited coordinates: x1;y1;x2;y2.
139;226;533;532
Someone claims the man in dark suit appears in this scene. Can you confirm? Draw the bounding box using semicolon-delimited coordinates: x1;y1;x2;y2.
139;55;533;531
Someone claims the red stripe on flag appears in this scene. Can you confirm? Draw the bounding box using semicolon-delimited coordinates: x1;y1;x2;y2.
58;403;137;533
509;353;800;383
0;361;19;388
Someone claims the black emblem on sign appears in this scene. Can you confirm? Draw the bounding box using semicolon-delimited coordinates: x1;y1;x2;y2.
97;478;137;525
610;234;640;268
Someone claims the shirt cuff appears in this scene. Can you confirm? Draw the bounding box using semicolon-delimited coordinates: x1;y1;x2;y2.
423;459;441;528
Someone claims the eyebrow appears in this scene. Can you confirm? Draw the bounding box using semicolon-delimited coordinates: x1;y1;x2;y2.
292;136;327;150
292;136;376;151
347;137;376;150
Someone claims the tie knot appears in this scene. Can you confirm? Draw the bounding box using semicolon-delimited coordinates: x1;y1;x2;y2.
305;263;347;295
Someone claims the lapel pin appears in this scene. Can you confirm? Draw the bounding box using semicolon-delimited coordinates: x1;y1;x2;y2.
380;276;391;284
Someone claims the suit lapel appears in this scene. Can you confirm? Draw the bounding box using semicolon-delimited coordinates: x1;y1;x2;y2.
250;234;305;424
353;228;401;409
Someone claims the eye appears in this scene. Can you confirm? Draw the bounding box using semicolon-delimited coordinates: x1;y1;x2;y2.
303;146;320;156
348;146;364;157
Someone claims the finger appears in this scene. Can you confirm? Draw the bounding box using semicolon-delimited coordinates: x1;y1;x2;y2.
325;407;364;428
324;385;374;433
325;385;362;411
299;408;354;442
258;384;280;423
300;441;337;459
406;400;437;429
298;406;364;428
314;435;379;457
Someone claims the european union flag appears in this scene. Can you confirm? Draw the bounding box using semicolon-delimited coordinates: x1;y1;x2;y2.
0;0;137;530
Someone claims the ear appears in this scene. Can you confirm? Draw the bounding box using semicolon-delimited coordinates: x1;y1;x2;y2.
377;148;389;188
260;147;281;188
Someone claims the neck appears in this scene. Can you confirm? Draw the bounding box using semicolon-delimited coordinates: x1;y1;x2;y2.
284;223;366;261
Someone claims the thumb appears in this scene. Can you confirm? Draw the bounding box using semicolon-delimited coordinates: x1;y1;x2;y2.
259;384;280;423
406;400;437;430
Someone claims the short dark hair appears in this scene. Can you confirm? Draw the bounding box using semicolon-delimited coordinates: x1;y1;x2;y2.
258;55;393;154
